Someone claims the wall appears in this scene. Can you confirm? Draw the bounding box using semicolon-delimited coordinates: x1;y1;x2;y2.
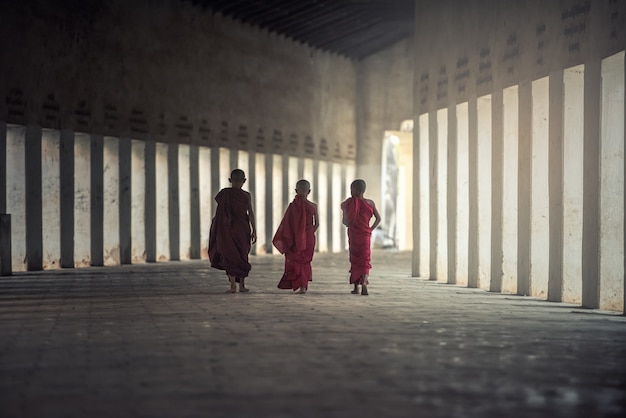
0;0;356;160
412;0;626;312
357;37;414;208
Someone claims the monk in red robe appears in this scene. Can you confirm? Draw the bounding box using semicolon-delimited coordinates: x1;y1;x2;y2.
273;179;319;294
208;169;257;293
341;179;381;296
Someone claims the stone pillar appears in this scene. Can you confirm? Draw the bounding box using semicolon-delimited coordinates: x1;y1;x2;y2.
25;125;42;271
436;109;448;281
190;145;200;259
455;102;470;287
490;90;504;293
119;137;132;264
60;130;74;268
168;144;180;261
411;116;421;277
90;134;104;266
1;122;6;214
326;161;333;252
144;140;156;263
155;142;170;262
548;70;564;302
582;59;601;309
467;98;479;288
517;81;532;296
178;145;191;260
447;104;457;284
429;110;438;280
265;153;273;254
247;149;256;255
0;214;10;276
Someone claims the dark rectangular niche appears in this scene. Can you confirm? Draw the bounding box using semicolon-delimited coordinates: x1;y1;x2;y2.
104;104;118;130
220;120;228;144
238;124;248;147
42;94;60;128
304;135;314;156
176;115;193;140
455;56;469;94
255;128;265;151
129;108;147;134
74;100;90;128
288;133;298;154
319;138;328;158
272;130;283;152
419;72;429;106
199;119;211;143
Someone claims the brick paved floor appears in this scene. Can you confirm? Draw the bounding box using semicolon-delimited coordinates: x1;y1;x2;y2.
1;250;625;418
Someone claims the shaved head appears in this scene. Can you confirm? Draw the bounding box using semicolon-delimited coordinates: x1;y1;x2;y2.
351;179;366;194
296;179;311;192
230;169;246;181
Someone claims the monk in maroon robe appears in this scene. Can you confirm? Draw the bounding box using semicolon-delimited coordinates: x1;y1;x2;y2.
208;169;257;293
273;179;319;294
341;179;381;296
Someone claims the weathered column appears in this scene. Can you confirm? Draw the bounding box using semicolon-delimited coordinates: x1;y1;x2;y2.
429;110;438;280
90;134;104;266
247;149;256;255
455;102;469;287
502;86;519;294
0;214;11;276
265;153;274;254
447;103;457;284
517;81;532;296
60;130;74;268
119;137;132;264
168;144;180;261
582;59;601;309
326;161;334;252
0;122;5;215
411;115;421;277
178;145;191;260
467;98;479;288
548;70;564;302
25;125;42;271
144;140;156;262
189;145;201;259
490;90;504;293
131;139;146;263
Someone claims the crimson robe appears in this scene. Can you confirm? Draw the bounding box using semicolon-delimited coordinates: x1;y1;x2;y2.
341;196;374;284
208;188;252;281
273;195;317;290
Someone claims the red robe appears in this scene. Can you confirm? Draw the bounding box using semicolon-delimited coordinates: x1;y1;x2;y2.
341;196;374;284
208;188;252;281
273;195;317;290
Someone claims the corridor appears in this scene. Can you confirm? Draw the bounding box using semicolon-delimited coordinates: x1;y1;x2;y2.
1;251;624;417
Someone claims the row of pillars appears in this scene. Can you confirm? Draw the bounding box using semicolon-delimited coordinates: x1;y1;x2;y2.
413;52;625;312
0;121;356;272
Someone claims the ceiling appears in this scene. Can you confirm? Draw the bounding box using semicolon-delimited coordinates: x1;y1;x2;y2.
185;0;415;60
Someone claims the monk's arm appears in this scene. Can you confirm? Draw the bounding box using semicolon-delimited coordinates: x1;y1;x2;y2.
247;194;257;244
370;202;382;231
313;205;319;232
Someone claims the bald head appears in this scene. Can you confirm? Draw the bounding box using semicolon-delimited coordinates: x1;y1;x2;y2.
350;179;366;196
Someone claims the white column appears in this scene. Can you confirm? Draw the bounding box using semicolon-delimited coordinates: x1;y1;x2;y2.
199;146;211;259
599;51;625;312
436;109;448;281
155;142;170;262
477;95;492;290
103;137;120;266
562;65;585;305
343;161;355;251
397;131;413;251
502;86;519;293
254;152;267;254
219;148;230;188
287;156;298;200
456;103;469;286
6;125;26;272
331;162;342;252
531;77;550;298
317;160;329;252
271;154;283;254
418;113;430;277
178;144;191;260
41;129;61;269
131;140;146;263
74;133;91;267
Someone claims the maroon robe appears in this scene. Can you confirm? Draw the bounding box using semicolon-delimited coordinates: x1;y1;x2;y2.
208;188;252;281
273;195;317;290
341;196;374;284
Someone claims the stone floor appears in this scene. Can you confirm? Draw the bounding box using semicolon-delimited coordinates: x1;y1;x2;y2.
0;250;625;418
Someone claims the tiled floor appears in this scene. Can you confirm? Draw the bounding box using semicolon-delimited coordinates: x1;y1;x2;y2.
1;250;624;417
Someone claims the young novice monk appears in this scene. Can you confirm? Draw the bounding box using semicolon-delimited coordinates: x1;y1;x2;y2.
273;179;319;294
208;169;257;293
341;179;381;296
